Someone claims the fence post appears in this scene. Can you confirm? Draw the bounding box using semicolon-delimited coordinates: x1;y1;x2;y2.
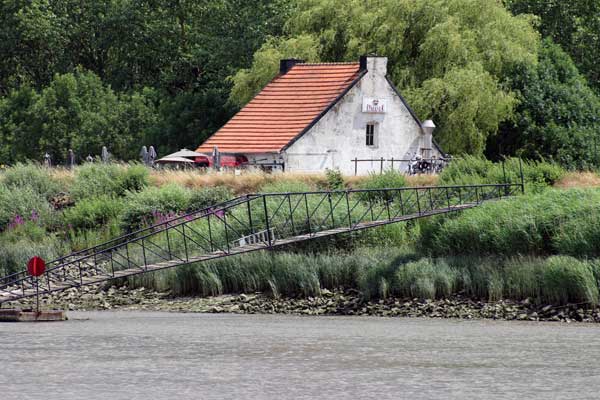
354;157;358;176
328;192;335;227
380;157;384;174
345;191;352;227
518;158;525;194
502;159;509;196
390;157;394;172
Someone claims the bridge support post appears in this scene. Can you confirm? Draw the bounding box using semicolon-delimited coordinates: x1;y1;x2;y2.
263;196;272;248
247;197;254;235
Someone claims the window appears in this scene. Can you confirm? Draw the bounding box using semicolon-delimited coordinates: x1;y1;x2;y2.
366;124;375;146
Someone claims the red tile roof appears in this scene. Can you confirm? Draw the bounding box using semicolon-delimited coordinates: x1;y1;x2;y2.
196;62;363;154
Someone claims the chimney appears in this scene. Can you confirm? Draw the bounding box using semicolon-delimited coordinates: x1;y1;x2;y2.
359;55;388;76
280;59;304;74
359;55;368;71
422;120;436;153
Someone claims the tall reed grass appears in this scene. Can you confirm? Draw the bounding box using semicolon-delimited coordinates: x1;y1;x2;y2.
126;249;600;306
420;188;600;257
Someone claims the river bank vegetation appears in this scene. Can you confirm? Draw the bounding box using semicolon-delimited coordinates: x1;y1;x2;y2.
3;161;600;311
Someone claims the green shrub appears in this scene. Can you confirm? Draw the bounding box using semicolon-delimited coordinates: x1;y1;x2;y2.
70;163;148;200
0;184;53;230
63;196;123;231
357;170;406;203
119;163;149;193
1;163;61;200
120;184;191;231
0;236;66;276
259;180;312;193
325;169;345;190
1;221;47;243
439;156;566;193
359;170;406;190
187;186;232;212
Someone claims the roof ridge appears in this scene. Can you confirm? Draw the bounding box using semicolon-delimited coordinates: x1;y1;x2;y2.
197;61;364;154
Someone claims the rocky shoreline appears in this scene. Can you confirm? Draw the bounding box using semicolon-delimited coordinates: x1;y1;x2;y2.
5;285;600;323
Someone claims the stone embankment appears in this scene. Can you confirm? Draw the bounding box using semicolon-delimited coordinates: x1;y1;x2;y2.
6;285;600;323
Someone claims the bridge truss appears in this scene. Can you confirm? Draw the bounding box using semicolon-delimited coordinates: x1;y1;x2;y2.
0;183;522;304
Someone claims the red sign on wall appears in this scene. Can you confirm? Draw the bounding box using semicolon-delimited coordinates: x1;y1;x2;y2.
27;256;46;277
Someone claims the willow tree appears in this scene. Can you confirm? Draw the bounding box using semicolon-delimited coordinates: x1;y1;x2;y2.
230;0;540;156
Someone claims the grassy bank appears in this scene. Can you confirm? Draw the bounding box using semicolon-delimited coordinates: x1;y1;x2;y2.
4;159;600;309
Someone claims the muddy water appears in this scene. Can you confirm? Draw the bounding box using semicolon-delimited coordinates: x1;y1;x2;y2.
1;312;599;399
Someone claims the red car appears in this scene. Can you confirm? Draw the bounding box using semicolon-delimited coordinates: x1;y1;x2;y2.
194;154;248;168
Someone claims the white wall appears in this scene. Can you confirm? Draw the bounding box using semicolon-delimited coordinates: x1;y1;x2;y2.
284;57;442;175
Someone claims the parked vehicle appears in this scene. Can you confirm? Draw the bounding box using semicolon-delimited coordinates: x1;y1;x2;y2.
194;154;248;168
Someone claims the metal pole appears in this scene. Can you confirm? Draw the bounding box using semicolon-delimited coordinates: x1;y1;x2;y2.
263;196;272;247
247;196;254;235
165;225;172;258
354;158;358;176
328;193;335;227
380;157;384;174
390;158;394;172
399;190;405;215
345;191;352;227
223;212;230;253
502;159;509;196
518;158;525;194
35;277;40;315
287;195;295;235
207;213;214;252
428;188;434;210
595;136;598;168
182;224;189;261
304;193;312;235
141;238;147;269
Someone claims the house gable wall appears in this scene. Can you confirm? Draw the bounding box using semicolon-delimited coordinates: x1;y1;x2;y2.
284;57;441;175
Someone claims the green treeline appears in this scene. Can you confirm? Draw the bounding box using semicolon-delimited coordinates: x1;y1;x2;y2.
1;0;600;167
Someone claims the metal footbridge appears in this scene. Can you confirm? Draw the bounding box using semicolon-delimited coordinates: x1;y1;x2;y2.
0;183;523;304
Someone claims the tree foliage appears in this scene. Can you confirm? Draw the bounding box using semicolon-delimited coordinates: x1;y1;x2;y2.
0;0;598;167
0;0;289;163
231;0;540;155
489;40;600;169
0;69;158;163
506;0;600;90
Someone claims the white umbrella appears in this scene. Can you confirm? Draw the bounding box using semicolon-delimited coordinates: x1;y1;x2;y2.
156;156;195;164
167;149;205;158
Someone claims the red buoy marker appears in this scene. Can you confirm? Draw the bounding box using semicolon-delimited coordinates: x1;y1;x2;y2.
27;256;46;277
27;257;46;315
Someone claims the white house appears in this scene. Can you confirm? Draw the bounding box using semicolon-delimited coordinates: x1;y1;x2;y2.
196;56;444;175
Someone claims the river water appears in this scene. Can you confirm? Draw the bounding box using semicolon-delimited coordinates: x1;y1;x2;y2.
1;312;599;400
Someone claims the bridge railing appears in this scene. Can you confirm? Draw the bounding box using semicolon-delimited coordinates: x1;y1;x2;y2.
0;183;522;301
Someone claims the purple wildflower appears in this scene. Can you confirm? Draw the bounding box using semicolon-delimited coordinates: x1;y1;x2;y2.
7;214;25;230
214;209;225;218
